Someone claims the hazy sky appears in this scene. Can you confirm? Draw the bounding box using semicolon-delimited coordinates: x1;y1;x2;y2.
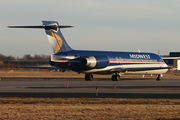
1;0;180;57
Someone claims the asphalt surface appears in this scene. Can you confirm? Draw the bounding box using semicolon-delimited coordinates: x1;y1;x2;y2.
1;79;180;98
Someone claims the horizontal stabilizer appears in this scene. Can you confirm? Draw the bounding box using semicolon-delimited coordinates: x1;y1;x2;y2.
8;25;73;29
8;20;73;53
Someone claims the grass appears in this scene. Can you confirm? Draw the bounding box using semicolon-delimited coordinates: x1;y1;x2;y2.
1;98;180;119
1;98;180;104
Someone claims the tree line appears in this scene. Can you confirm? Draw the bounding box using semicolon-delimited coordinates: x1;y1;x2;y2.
0;54;51;61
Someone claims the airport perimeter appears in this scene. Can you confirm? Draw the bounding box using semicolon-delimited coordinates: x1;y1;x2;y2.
1;70;180;119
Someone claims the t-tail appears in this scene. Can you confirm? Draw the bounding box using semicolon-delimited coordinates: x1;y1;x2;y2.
42;21;73;53
8;20;73;53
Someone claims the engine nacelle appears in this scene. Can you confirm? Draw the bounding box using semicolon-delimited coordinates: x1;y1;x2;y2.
81;55;109;69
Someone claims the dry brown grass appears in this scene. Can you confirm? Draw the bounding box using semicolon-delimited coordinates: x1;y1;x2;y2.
1;104;180;120
0;70;82;78
1;98;180;119
1;98;180;105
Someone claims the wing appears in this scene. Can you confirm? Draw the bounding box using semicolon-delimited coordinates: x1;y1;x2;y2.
110;66;171;73
14;66;69;71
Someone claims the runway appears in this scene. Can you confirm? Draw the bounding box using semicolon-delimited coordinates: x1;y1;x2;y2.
1;79;180;98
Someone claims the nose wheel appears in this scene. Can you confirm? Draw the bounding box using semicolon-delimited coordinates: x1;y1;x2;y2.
85;74;94;81
112;74;120;81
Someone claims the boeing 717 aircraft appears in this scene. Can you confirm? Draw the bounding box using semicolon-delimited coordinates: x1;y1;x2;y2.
8;21;170;81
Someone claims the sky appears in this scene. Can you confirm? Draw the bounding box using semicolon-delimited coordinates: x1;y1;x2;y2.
0;0;180;57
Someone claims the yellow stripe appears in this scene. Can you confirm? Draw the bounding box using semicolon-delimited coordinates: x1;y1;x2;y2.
51;31;62;53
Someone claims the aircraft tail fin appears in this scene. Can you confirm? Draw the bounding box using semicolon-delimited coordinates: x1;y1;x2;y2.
8;21;73;54
42;21;73;53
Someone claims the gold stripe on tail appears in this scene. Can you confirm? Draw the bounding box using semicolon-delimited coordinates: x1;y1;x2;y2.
51;31;63;53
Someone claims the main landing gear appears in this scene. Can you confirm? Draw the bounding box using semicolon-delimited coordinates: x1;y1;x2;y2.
84;73;161;81
156;74;161;81
112;74;120;81
85;74;94;81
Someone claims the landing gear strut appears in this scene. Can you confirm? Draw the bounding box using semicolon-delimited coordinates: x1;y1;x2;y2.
112;74;120;81
85;74;93;81
156;74;161;81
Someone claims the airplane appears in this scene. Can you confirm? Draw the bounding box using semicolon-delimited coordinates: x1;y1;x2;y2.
8;21;170;81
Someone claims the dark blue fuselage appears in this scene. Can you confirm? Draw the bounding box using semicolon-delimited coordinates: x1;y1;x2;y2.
51;50;167;74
